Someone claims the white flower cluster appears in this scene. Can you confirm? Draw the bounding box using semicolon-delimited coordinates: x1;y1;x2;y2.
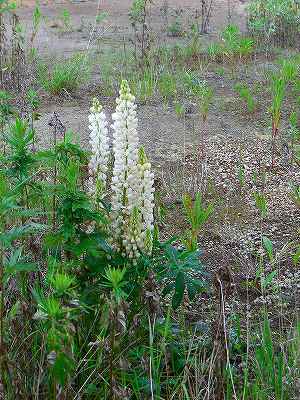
88;81;155;260
111;80;154;259
88;98;110;199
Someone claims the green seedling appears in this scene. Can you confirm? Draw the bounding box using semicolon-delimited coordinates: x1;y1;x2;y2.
174;101;185;119
235;83;256;113
196;81;214;122
59;8;72;32
182;192;213;251
253;191;268;218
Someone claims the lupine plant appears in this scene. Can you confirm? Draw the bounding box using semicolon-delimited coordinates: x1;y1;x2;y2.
1;79;211;398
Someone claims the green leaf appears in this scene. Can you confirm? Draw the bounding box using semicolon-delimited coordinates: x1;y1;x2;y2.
0;222;48;245
52;352;74;386
186;277;206;300
172;271;185;309
293;245;300;266
262;270;277;289
262;236;273;262
5;262;37;276
162;282;174;297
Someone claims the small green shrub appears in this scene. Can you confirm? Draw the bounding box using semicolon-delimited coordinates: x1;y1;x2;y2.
174;101;185;119
207;25;254;62
248;0;300;47
37;54;90;94
222;24;254;59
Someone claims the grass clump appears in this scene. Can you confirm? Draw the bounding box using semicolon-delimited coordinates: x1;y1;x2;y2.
37;54;90;95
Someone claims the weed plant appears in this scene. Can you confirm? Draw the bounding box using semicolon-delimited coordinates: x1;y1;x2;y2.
37;54;91;95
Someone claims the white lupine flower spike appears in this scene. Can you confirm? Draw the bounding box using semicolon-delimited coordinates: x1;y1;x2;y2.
88;81;155;261
110;80;155;260
88;97;110;199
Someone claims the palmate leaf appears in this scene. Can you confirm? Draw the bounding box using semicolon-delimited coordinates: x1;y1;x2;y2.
164;243;179;266
0;222;48;245
186;277;206;301
43;232;64;249
94;234;112;253
12;208;48;219
64;236;100;258
73;233;112;258
0;195;18;215
159;241;208;309
6;118;34;149
84;254;109;274
55;140;88;166
4;247;37;280
5;262;37;278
